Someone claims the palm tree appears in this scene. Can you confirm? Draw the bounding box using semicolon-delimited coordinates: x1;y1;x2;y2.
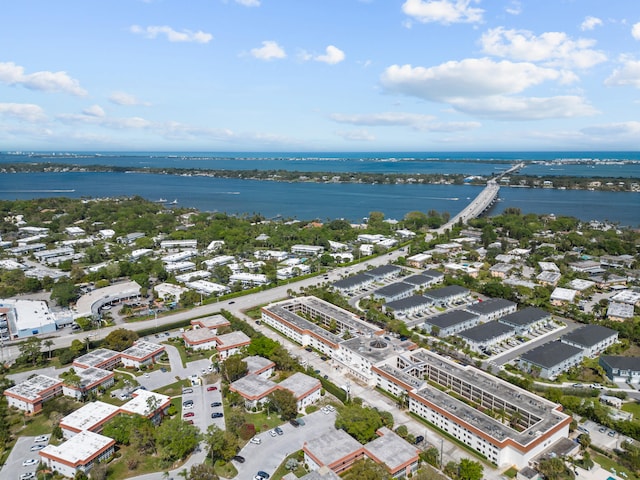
44;340;54;360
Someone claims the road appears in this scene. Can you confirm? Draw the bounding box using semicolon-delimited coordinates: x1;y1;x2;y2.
1;251;404;364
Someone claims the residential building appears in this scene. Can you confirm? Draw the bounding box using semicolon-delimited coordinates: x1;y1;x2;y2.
465;298;517;323
39;431;115;478
519;341;584;379
120;341;165;369
458;321;515;353
59;401;120;439
182;328;219;351
73;348;121;371
0;299;57;339
190;314;231;332
3;375;63;414
383;295;433;316
373;349;571;468
607;303;635;322
550;287;577;306
372;282;415;303
215;331;251;359
498;307;551;335
63;367;115;400
279;373;322;410
423;285;470;306
74;281;141;319
244;355;276;379
423;310;480;337
599;356;640;384
560;325;618;358
291;245;325;255
119;390;171;424
490;263;514;279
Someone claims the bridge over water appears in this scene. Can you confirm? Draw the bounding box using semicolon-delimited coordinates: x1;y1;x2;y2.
435;162;524;234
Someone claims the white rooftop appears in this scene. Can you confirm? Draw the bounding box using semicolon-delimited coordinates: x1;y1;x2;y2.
40;430;114;463
60;401;119;432
4;375;61;401
120;389;170;416
1;299;55;331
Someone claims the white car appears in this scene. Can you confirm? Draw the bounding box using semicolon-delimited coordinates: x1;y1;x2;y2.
269;429;277;437
34;435;49;443
250;437;262;444
20;473;36;480
22;459;37;467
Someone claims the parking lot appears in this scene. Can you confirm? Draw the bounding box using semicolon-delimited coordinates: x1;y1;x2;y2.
181;382;224;433
233;409;337;480
0;435;50;480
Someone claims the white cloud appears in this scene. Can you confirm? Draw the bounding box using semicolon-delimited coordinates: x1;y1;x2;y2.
505;1;522;15
57;112;152;130
0;61;87;96
83;105;105;117
314;45;345;65
449;95;598;120
330;112;479;132
480;27;607;69
0;103;47;122
581;121;640;137
109;91;151;106
605;57;640;88
330;112;435;126
401;0;483;25
381;58;571;101
130;25;213;43
581;16;602;31
235;0;260;6
632;22;640;40
250;41;286;60
335;129;376;141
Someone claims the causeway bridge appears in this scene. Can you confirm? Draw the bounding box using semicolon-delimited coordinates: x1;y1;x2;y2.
435;162;524;234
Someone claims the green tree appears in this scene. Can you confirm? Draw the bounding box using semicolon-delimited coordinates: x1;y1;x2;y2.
17;337;43;366
537;457;567;480
187;464;219;480
268;389;298;420
421;446;441;468
458;458;483;480
156;417;200;461
205;425;238;462
50;280;80;307
342;458;390;480
102;328;139;351
221;355;248;383
335;404;384;444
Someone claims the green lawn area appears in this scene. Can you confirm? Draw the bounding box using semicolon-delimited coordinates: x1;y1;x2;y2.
155;378;191;397
242;410;286;435
271;451;307;479
105;445;174;480
621;401;640;420
214;459;238;479
592;451;639;480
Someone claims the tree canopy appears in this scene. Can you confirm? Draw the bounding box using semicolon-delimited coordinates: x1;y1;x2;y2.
102;328;139;351
335;404;384;444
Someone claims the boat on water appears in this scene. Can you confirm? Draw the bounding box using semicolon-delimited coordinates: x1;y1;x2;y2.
169;199;178;205
155;198;167;203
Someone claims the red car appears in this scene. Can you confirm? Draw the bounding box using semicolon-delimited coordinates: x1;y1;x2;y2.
183;412;195;418
207;386;218;391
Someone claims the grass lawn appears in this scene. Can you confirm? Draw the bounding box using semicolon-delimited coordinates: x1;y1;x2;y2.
271;451;307;479
155;378;191;397
243;411;287;435
105;445;174;480
503;466;518;478
164;338;212;367
592;451;639;480
621;401;640;420
214;459;238;479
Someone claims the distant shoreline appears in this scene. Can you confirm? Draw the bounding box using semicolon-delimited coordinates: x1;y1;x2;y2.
1;162;639;193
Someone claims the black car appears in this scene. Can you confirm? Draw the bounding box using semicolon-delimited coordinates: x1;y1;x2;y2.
232;455;245;463
211;412;223;418
415;435;424;444
211;402;222;407
305;347;313;352
289;419;300;427
182;400;194;407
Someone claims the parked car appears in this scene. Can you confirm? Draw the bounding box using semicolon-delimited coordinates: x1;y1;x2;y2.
30;444;45;452
269;429;277;437
22;459;38;467
34;435;49;443
211;412;223;419
255;471;270;479
296;418;305;426
182;388;193;394
250;437;262;444
207;386;218;391
211;402;222;407
160;367;167;372
232;455;245;463
183;412;194;418
20;473;36;480
182;400;194;407
274;426;283;436
289;419;300;427
415;435;424;444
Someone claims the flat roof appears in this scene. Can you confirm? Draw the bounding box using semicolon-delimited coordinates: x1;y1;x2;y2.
121;340;164;360
425;310;478;329
230;374;277;399
1;299;55;332
611;290;640;305
365;427;418;472
520;341;583;368
304;429;362;466
500;307;550;327
60;401;119;431
551;287;577;301
120;390;170;416
76;367;113;389
402;274;433;287
216;331;251;349
607;302;634;319
279;372;321;399
568;279;595;291
422;269;444;279
600;355;640;372
561;324;618;348
75;281;141;317
244;355;276;375
4;375;62;401
183;328;217;343
403;349;568;447
40;431;114;463
332;273;373;290
74;348;120;369
458;321;514;342
192;314;230;329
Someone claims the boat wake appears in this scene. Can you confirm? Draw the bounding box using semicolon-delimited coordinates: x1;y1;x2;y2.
1;189;76;193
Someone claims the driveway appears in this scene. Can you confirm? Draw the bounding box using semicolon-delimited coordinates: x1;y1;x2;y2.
0;435;50;480
234;409;337;480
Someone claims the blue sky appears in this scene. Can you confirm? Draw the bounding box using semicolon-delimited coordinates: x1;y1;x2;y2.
1;0;640;152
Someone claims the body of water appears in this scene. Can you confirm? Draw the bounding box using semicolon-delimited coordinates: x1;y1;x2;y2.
1;171;639;227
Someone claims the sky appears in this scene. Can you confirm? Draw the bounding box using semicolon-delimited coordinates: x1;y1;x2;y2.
1;0;640;152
